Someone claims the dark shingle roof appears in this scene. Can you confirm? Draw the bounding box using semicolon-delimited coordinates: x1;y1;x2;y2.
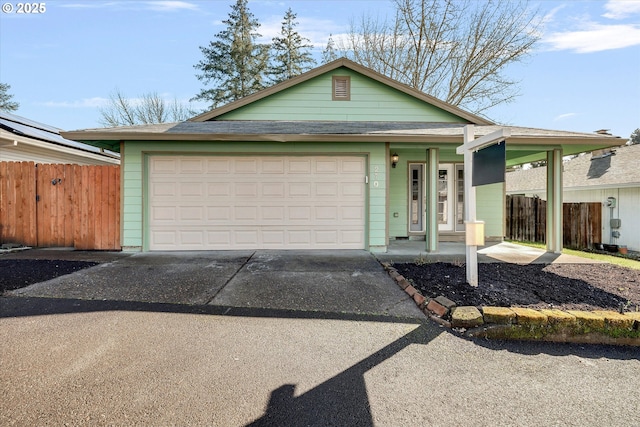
70;120;623;140
506;143;640;193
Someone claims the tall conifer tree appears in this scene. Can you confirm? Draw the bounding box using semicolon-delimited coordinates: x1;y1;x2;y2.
193;0;269;108
270;8;316;84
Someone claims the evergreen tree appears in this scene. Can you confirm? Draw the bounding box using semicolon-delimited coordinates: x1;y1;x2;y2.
630;128;640;145
322;34;339;64
0;83;19;112
270;8;316;84
192;0;269;109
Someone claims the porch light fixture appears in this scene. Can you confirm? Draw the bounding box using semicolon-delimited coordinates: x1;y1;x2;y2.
391;152;399;168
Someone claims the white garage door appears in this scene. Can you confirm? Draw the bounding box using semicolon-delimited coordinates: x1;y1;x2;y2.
148;156;366;250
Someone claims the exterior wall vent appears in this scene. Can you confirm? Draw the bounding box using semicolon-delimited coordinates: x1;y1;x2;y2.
332;76;351;101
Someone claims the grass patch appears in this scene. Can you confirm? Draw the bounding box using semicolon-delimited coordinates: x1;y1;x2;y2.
506;240;640;270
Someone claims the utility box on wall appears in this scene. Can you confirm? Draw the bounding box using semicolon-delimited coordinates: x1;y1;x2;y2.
610;218;621;229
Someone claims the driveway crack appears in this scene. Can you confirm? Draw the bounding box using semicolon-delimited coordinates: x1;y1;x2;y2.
205;251;255;305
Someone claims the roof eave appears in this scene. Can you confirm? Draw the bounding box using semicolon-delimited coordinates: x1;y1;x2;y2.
62;130;623;147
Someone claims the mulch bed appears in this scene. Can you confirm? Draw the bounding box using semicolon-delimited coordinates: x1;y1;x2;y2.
0;259;99;293
394;262;640;312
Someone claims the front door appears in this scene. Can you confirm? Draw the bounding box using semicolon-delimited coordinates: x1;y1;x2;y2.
408;163;464;235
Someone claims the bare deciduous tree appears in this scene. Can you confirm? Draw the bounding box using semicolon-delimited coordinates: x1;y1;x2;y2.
342;0;542;116
99;89;194;127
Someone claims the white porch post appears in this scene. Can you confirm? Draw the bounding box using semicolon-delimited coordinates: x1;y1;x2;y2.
546;148;563;253
425;148;439;252
462;126;478;286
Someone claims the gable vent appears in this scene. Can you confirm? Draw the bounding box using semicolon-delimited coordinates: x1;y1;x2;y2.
332;76;351;101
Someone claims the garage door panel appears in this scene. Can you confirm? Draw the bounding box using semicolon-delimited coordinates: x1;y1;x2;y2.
207;183;230;196
207;231;231;246
208;206;230;221
235;182;259;197
316;206;338;221
149;156;366;250
316;182;338;197
289;160;312;173
235;159;258;173
261;206;285;221
342;182;364;197
342;206;364;220
180;182;204;197
316;160;338;173
263;183;285;197
152;231;177;246
179;207;204;221
263;231;285;245
262;159;285;173
235;206;259;221
152;158;178;173
151;206;176;222
179;158;205;173
180;230;204;245
342;160;365;173
289;183;312;197
151;181;176;197
206;159;231;174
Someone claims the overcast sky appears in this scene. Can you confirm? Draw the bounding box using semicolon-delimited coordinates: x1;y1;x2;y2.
1;0;638;140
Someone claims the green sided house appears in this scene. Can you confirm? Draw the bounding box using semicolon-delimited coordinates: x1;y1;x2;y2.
62;58;622;253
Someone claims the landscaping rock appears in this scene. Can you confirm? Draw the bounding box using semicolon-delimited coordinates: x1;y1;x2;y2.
538;309;576;326
404;285;417;297
592;310;635;330
626;312;640;322
413;292;426;307
434;295;456;310
426;299;449;317
511;307;548;326
566;310;606;330
451;306;484;328
482;307;516;325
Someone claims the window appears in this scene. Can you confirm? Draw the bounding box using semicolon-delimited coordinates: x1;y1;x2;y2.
332;76;350;100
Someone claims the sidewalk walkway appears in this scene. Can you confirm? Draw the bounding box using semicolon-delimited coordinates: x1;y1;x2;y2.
375;241;601;264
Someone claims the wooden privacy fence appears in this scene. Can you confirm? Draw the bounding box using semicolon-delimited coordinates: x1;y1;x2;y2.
506;195;602;250
0;161;120;250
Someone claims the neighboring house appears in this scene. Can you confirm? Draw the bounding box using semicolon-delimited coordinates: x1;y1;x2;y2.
507;144;640;252
63;58;621;252
0;111;119;165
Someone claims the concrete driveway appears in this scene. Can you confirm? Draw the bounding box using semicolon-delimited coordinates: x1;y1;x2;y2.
5;250;423;318
2;250;640;426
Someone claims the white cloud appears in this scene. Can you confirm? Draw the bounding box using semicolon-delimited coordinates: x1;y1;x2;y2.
554;113;577;121
542;22;640;53
40;98;110;108
144;1;200;12
258;14;346;49
60;1;200;12
603;0;640;19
